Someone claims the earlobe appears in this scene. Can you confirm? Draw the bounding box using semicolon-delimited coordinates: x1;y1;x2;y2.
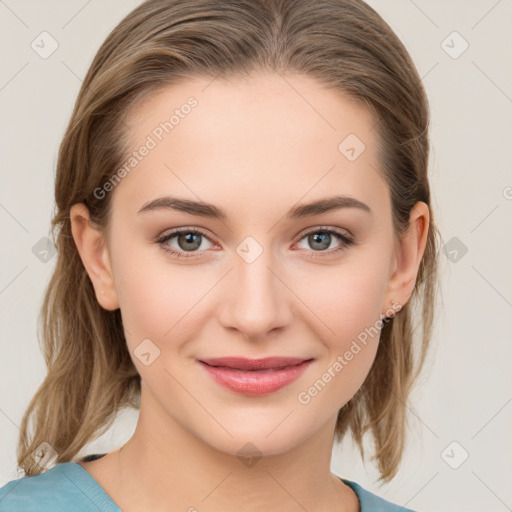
70;203;119;311
382;201;430;314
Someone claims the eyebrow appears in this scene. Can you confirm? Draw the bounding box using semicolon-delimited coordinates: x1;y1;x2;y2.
137;195;372;219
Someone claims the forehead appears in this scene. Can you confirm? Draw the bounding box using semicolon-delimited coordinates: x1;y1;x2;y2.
112;72;388;221
125;72;376;152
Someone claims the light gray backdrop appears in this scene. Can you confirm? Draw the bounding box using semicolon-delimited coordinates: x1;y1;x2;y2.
1;1;511;511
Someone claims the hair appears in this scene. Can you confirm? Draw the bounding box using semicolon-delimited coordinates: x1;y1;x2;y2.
17;0;441;482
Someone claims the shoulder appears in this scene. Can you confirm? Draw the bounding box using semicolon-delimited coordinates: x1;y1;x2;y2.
342;478;418;512
0;461;120;512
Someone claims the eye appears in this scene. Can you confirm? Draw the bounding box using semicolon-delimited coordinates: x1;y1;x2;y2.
156;226;355;260
156;227;215;258
295;227;354;258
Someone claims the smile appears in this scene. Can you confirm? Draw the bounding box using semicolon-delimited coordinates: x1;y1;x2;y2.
197;357;314;395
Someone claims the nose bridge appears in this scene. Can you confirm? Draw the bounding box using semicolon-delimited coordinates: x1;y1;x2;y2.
221;235;292;340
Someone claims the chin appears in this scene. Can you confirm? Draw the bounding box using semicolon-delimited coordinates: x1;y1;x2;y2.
205;431;305;461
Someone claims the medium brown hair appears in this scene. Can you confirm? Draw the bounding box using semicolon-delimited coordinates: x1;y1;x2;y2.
17;0;441;481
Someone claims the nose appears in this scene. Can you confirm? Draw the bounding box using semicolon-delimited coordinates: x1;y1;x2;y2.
217;244;293;342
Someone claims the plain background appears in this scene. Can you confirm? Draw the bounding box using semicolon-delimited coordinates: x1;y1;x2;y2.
0;1;511;510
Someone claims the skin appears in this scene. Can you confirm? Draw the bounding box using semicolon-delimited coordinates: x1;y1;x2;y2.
70;71;429;512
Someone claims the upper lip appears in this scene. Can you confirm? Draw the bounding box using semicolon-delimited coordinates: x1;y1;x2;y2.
199;357;313;371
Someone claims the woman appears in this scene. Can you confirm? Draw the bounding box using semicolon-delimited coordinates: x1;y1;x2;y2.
0;0;439;510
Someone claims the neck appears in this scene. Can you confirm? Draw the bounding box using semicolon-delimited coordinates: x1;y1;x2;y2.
115;385;354;512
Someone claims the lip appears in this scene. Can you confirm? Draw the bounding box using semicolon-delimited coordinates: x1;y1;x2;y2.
197;357;314;395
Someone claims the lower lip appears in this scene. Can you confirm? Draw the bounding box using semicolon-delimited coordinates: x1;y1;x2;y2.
198;360;313;396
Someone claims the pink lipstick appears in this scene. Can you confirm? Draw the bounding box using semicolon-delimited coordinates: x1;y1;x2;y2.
197;357;313;396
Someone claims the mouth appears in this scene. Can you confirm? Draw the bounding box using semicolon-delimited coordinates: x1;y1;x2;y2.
197;357;314;395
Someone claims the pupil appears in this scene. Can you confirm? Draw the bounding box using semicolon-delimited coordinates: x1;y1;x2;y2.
180;233;200;251
311;232;330;250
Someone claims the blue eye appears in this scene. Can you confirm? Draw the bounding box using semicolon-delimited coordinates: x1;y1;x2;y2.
156;227;354;259
157;228;214;258
296;228;354;259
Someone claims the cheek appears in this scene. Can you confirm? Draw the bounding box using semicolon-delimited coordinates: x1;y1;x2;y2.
111;243;213;351
296;254;390;345
290;254;390;403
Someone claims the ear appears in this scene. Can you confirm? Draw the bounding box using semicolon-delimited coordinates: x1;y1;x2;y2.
382;201;430;315
70;203;119;311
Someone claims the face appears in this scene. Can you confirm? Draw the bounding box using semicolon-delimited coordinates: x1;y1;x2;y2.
73;72;424;458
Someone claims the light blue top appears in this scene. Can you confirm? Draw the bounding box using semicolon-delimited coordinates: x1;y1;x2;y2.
0;454;417;511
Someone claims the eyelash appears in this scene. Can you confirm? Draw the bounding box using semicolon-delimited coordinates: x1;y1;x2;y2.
156;226;355;260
